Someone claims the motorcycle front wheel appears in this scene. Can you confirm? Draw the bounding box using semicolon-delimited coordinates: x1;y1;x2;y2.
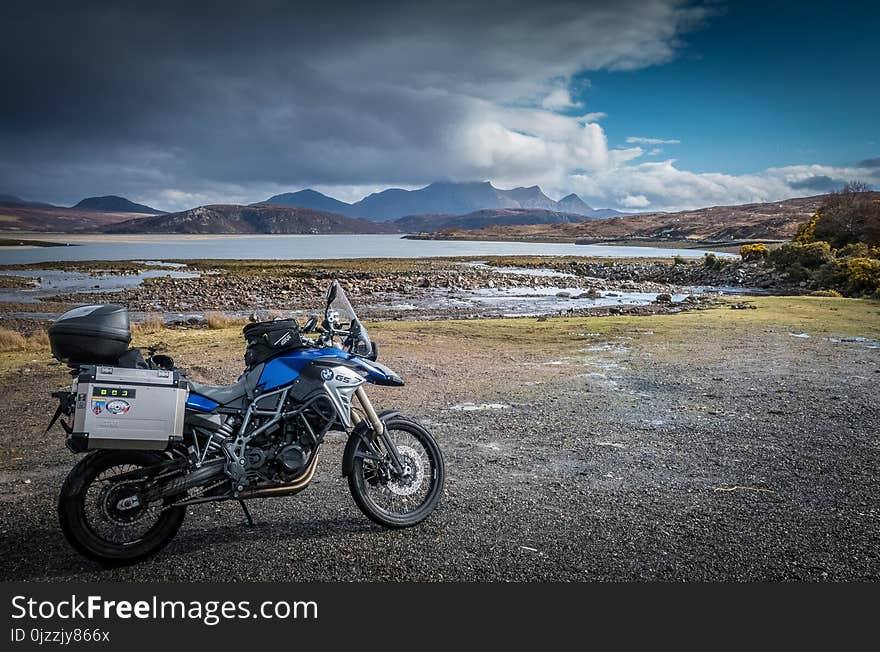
348;416;445;528
58;450;186;566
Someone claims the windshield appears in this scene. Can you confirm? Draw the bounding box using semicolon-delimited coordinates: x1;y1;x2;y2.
325;281;372;357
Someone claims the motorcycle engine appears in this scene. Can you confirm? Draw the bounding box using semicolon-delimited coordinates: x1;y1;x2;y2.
241;397;336;486
276;442;309;477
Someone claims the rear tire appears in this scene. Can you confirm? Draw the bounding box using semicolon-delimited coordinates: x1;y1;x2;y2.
348;416;444;528
58;450;186;566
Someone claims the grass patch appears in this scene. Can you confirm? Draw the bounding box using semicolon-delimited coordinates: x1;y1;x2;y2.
132;313;165;335
0;327;49;352
205;311;248;329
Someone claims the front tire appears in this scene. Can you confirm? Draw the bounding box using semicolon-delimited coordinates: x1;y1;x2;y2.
348;416;445;528
58;450;186;566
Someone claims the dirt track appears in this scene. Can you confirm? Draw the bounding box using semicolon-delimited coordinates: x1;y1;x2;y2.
0;297;878;581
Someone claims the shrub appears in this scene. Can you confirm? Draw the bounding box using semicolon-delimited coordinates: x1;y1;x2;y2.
769;241;833;271
813;182;880;248
831;257;880;297
808;289;842;297
703;252;726;270
794;212;820;244
672;255;686;266
836;242;869;258
740;243;770;262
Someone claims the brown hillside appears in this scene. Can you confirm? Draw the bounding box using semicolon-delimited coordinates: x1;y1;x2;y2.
424;194;838;243
0;203;152;232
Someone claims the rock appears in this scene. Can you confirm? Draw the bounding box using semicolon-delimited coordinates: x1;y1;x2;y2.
556;291;572;298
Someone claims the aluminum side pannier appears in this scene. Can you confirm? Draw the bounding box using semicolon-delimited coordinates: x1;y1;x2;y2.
69;365;187;451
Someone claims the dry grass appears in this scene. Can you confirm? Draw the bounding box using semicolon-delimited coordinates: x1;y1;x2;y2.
132;313;165;335
0;327;49;352
204;311;248;329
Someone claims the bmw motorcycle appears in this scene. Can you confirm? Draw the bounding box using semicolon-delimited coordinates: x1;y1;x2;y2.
50;281;445;565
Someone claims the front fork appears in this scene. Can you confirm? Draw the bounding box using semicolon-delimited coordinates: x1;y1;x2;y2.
353;386;406;475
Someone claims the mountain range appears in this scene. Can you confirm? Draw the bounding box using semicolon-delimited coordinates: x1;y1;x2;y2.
0;182;618;234
0;184;840;242
261;181;623;220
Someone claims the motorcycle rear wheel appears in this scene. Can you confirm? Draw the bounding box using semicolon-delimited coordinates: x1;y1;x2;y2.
348;416;445;528
58;450;186;566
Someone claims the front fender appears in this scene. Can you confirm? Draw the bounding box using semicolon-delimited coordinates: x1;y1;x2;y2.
341;409;400;476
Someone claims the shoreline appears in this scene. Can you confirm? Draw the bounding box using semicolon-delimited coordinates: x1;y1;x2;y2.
0;253;799;327
402;233;776;254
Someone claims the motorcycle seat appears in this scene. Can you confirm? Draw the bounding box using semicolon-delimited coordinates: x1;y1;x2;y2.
187;378;247;405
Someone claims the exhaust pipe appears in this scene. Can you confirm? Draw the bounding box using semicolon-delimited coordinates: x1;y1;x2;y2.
238;453;320;498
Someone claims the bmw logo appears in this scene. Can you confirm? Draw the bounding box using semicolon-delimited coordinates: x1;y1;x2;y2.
320;368;334;381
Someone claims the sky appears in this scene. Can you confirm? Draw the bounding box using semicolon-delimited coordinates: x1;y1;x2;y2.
1;0;878;213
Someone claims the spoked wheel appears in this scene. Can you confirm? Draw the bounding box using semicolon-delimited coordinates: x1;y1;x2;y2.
348;416;445;528
58;450;186;566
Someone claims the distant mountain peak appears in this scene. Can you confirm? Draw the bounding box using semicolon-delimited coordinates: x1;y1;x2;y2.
557;193;594;215
427;180;493;188
261;189;352;213
73;195;164;214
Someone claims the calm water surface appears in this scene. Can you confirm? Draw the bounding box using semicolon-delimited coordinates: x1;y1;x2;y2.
0;234;732;264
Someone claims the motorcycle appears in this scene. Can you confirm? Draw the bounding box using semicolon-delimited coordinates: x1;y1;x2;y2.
49;281;445;565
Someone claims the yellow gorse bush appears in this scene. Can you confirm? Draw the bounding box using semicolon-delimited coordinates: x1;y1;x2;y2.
739;243;770;261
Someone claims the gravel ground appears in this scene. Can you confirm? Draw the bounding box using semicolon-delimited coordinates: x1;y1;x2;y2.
1;302;878;581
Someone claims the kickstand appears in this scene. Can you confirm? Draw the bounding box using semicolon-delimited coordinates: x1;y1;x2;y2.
238;500;254;526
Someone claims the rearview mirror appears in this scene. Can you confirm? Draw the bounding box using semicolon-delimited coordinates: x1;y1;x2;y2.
302;316;318;333
326;281;338;305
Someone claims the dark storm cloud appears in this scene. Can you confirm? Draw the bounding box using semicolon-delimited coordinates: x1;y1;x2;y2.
0;0;711;209
789;175;840;192
858;157;880;168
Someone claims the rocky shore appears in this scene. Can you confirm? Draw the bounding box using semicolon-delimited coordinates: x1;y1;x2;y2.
0;254;790;324
490;256;794;290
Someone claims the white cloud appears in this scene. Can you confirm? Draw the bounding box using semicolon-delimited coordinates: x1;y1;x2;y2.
625;136;681;145
541;87;579;110
619;194;651;208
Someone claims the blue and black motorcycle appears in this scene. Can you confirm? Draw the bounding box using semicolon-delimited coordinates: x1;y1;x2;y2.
50;281;445;564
